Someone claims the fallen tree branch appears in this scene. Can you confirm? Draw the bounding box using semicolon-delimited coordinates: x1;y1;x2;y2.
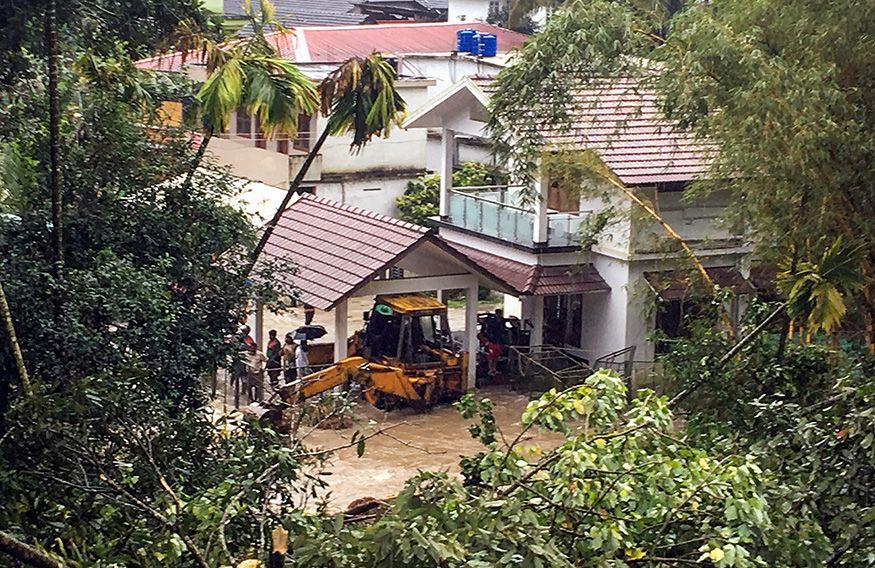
0;530;62;568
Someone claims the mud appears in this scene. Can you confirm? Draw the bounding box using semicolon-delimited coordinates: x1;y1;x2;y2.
300;385;564;511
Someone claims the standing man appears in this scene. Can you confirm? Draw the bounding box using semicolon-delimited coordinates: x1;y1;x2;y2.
281;333;297;383
303;303;315;326
265;329;282;391
295;339;310;379
245;344;267;402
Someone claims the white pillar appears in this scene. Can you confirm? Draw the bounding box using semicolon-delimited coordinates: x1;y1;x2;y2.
439;128;455;218
437;289;450;305
334;299;348;362
464;282;479;391
528;295;544;346
533;175;549;244
254;299;264;350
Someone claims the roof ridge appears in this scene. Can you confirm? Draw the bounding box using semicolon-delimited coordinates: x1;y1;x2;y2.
302;193;428;234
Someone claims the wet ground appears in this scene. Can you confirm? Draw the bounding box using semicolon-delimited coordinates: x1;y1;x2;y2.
299;385;564;511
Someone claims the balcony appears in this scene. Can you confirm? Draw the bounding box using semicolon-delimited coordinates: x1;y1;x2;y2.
447;185;591;248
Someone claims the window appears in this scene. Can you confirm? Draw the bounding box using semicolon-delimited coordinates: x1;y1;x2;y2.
293;113;312;152
254;115;266;149
276;137;289;154
235;108;252;137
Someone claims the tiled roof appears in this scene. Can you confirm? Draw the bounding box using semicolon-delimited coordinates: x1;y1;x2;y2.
296;21;525;62
644;266;754;300
258;193;430;310
136;22;526;71
443;241;609;296
470;75;715;186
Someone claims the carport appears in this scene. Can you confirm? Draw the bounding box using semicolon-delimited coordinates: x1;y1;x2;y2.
250;193;511;390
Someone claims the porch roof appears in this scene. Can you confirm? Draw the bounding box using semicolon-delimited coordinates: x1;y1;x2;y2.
644;266;754;300
254;193;514;310
442;241;610;296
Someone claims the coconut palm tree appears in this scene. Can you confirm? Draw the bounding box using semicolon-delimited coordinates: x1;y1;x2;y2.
250;53;407;263
180;0;319;188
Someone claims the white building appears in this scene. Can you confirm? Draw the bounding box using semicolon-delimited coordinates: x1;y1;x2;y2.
403;76;753;362
137;21;528;216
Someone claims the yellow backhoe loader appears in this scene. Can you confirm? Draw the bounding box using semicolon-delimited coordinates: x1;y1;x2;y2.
277;294;468;411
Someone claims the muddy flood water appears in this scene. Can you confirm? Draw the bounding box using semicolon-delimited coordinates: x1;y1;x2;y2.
300;385;564;511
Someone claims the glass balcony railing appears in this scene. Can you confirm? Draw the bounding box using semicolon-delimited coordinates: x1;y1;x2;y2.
448;187;534;246
447;186;593;248
547;212;589;247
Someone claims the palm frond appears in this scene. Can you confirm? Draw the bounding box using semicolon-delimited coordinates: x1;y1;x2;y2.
319;53;407;151
241;57;319;138
196;57;244;132
778;237;869;333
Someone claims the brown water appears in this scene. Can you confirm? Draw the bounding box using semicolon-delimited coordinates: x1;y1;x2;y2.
300;386;564;511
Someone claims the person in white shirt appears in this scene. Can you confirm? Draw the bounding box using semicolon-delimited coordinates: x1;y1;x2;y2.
295;339;310;380
245;346;267;402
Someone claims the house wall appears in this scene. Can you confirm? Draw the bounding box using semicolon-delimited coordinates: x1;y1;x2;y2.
400;56;504;93
632;188;736;253
313;176;418;216
448;0;491;22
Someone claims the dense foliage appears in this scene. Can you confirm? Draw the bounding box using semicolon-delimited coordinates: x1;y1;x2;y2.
291;371;794;567
660;301;875;566
396;161;494;225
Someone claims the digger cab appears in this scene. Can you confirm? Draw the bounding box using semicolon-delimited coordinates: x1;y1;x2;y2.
362;294;457;365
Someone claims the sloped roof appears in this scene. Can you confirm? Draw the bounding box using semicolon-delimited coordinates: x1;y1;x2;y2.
644;266;754;300
136;22;526;72
258;193;430;310
469;75;714;186
444;242;609;296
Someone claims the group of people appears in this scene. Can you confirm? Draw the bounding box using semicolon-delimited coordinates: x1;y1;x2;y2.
235;325;312;404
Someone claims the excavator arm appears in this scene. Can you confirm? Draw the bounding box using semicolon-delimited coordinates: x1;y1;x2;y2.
277;356;432;406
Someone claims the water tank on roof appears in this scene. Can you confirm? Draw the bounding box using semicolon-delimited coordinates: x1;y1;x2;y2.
456;29;477;53
473;33;498;57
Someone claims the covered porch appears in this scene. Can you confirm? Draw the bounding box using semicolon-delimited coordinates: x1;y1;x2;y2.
250;193;509;391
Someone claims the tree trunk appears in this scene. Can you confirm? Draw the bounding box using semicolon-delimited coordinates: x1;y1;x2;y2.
45;0;62;274
0;530;60;568
182;127;214;191
0;281;31;397
249;126;331;267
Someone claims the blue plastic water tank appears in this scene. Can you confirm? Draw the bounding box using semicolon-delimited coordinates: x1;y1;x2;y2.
477;33;498;57
456;29;477;53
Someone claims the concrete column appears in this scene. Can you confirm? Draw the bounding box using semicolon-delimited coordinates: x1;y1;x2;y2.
437;289;450;305
333;300;349;362
439;128;455;218
527;295;545;346
533;174;549;244
464;282;479;391
254;299;264;350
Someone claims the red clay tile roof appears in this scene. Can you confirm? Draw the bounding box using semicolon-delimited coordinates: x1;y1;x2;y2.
258;193;430;310
644;266;754;300
470;75;715;186
443;241;609;296
136;22;527;72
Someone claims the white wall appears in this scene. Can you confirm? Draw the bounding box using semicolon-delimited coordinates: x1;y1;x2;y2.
400;56;504;93
448;0;491;22
206;136;291;189
632;188;735;253
313;177;415;216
